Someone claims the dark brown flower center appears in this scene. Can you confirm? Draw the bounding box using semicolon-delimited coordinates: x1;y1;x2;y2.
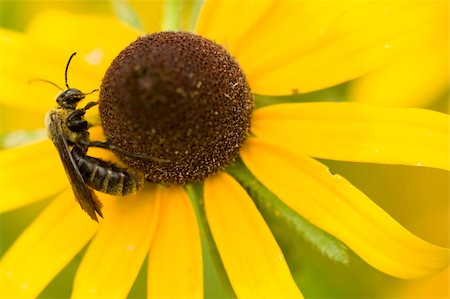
99;32;253;184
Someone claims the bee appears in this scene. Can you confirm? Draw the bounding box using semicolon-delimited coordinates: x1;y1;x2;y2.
43;52;149;221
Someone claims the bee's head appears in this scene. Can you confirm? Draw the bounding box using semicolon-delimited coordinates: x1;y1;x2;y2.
31;53;99;109
56;88;85;109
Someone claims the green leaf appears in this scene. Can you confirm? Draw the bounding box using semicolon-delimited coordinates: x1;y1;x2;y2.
185;183;237;298
0;129;46;149
162;0;182;31
228;160;350;265
111;0;144;31
162;0;204;31
183;0;204;32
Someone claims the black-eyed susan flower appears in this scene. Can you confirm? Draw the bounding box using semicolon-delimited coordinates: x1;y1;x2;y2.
0;1;448;298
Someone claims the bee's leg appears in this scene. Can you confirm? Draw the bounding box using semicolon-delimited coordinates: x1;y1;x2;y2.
88;123;100;128
81;101;98;112
67;102;97;131
80;102;101;128
89;140;150;159
88;140;170;162
88;140;113;150
67;109;88;132
74;134;90;154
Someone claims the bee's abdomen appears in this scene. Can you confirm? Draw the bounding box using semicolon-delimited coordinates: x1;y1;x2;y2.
71;147;144;196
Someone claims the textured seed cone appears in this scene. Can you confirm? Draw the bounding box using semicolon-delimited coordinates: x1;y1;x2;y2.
99;32;253;184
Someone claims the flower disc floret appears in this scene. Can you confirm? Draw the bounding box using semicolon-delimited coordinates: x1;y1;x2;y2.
99;32;253;184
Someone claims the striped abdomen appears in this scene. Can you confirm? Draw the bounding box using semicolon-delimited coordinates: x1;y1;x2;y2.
71;147;144;196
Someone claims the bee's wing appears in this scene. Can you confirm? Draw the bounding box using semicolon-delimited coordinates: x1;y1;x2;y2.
47;113;103;221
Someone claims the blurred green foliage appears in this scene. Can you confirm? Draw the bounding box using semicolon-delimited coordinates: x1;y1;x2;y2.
0;1;111;31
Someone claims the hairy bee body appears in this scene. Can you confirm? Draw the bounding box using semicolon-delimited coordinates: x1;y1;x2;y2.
46;108;89;147
71;147;144;196
43;53;149;221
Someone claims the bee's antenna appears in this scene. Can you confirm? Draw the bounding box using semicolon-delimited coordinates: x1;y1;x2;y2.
82;89;99;96
28;79;64;91
65;52;77;89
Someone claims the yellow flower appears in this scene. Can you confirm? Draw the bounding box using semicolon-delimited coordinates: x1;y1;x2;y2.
0;1;448;298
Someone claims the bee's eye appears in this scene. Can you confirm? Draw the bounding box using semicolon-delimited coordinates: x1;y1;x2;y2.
65;88;84;99
57;88;85;105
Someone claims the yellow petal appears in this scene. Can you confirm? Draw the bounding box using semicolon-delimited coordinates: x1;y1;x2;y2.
252;102;450;170
0;28;71;113
390;268;449;298
147;186;203;298
0;106;43;131
129;0;164;32
27;10;141;77
0;10;139;114
349;44;449;107
349;5;448;107
196;0;275;51
0;190;98;298
0;140;68;212
0;27;101;114
197;1;444;95
204;172;303;298
241;139;449;279
72;186;160;299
